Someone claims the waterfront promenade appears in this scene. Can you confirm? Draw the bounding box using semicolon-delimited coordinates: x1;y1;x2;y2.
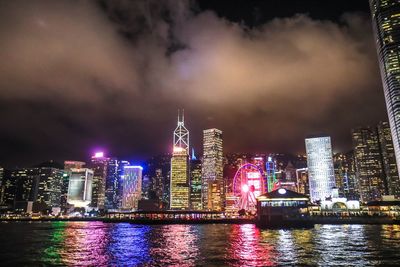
0;215;399;226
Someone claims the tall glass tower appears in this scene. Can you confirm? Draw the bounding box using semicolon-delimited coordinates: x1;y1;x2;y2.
370;0;400;173
202;128;224;211
121;166;142;210
170;110;190;210
190;159;202;210
352;127;386;202
377;121;400;197
89;152;109;209
305;136;336;203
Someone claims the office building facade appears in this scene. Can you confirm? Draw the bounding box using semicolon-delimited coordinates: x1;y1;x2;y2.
121;166;142;210
170;111;190;209
62;161;86;211
190;159;202;210
305;136;336;203
370;0;400;174
202;128;224;211
352;127;386;202
377;121;400;197
67;168;93;208
89;152;109;209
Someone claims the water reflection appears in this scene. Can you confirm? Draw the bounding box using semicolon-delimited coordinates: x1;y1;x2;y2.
2;222;400;266
276;230;296;264
62;221;110;266
228;224;276;266
42;221;66;265
290;229;315;265
317;224;375;266
152;224;199;266
108;223;151;265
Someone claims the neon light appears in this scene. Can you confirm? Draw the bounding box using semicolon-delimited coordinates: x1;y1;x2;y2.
247;172;261;179
231;163;265;212
278;188;287;194
93;152;104;158
242;184;249;193
191;148;197;160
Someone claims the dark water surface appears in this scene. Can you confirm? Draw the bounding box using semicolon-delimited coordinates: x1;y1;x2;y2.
0;222;399;266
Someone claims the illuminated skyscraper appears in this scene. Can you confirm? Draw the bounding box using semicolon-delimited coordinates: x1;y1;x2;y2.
352;127;386;202
377;121;400;197
121;166;142;210
202;128;224;211
305;136;336;203
67;168;93;208
33;163;64;208
89;152;109;209
266;157;277;192
0;170;17;210
333;152;359;200
62;161;85;210
143;153;171;210
170;147;189;209
10;162;64;212
170;111;190;209
12;169;34;211
370;0;400;173
296;168;309;195
104;158;121;210
64;161;85;170
116;160;130;209
190;159;202;210
144;154;171;209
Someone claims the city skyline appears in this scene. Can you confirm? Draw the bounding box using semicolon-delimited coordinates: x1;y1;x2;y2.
2;2;400;266
0;0;389;167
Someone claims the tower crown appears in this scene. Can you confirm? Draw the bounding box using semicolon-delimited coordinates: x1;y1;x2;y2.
173;109;189;154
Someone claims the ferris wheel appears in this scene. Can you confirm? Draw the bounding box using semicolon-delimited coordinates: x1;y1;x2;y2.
231;163;265;213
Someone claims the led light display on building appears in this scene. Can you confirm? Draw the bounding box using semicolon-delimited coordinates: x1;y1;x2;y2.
121;166;142;210
305;136;336;203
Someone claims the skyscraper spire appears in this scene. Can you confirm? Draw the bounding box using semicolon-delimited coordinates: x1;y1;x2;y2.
170;111;190;210
174;109;189;153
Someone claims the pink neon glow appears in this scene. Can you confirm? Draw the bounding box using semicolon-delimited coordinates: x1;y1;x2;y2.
93;152;104;158
247;172;261;179
242;184;249;193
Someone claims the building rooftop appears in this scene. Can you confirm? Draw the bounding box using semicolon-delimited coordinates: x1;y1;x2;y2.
258;188;309;200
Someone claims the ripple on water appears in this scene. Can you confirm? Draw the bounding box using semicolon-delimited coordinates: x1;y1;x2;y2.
0;222;399;266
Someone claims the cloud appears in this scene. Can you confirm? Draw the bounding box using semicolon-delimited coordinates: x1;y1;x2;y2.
0;0;386;166
0;0;138;102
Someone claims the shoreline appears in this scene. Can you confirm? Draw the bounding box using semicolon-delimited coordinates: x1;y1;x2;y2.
0;217;399;225
0;218;255;224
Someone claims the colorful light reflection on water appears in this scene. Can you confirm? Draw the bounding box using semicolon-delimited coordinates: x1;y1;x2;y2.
1;222;400;266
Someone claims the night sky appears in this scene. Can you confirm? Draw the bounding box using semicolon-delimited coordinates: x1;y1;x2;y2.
0;0;386;168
